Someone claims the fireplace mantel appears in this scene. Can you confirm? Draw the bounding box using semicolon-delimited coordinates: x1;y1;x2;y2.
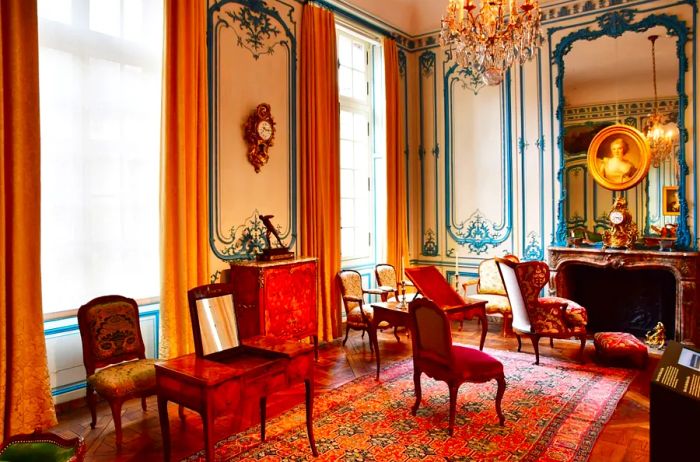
548;246;700;346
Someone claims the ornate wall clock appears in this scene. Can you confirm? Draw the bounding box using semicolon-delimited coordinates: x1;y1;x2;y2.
244;103;276;173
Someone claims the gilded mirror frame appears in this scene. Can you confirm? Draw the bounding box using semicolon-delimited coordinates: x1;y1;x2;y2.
552;10;691;248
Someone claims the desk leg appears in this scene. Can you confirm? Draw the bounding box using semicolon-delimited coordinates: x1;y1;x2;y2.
157;396;171;462
305;378;318;457
368;321;380;380
203;403;215;462
479;310;487;351
312;334;319;361
260;397;267;441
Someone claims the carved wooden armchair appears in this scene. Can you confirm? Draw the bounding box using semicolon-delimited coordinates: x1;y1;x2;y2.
374;263;418;304
462;254;519;336
495;258;588;365
337;269;399;348
77;295;157;447
409;297;505;435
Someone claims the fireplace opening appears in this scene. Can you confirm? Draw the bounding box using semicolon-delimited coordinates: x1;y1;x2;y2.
560;265;676;339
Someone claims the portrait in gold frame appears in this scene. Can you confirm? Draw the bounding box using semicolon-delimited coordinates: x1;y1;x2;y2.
662;186;680;216
587;124;651;191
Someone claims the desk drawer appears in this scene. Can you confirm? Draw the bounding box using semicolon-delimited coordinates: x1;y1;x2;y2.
157;375;205;410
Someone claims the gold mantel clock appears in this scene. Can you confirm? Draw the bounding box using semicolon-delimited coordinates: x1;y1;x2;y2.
244;103;276;173
603;196;638;249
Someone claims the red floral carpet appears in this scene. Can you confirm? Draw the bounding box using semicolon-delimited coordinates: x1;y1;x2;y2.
183;348;636;461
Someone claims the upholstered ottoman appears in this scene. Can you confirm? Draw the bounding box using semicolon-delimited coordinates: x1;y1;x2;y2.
593;332;648;368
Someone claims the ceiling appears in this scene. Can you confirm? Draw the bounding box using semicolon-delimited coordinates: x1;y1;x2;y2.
342;0;562;35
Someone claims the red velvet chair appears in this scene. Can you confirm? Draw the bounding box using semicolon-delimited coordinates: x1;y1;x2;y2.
495;258;588;365
409;297;506;435
405;265;488;349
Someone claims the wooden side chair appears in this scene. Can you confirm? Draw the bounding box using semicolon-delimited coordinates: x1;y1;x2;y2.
337;269;399;348
495;258;588;365
0;431;86;461
374;263;418;304
409;297;506;435
77;295;157;447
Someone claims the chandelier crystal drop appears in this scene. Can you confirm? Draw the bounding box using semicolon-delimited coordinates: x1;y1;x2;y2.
440;0;544;86
644;35;678;168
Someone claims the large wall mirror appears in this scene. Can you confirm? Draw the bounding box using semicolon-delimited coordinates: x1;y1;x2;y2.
553;11;690;248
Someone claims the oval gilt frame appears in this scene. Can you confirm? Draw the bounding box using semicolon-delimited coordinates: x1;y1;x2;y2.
586;124;651;191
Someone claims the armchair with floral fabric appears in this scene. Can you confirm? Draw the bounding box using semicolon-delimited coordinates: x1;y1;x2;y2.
494;258;588;365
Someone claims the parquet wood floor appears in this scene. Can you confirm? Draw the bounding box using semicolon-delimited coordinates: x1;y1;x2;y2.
50;320;654;461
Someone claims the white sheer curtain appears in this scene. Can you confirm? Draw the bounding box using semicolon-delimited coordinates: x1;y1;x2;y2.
38;0;163;313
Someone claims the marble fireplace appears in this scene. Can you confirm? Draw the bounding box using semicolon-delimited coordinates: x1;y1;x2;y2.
548;247;700;346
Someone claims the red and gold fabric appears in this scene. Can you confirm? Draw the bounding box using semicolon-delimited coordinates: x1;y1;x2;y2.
84;301;141;360
594;332;648;368
88;359;157;399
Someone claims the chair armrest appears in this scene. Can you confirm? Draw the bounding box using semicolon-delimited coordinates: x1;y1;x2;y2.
343;295;363;303
400;280;415;287
364;288;386;296
461;277;480;291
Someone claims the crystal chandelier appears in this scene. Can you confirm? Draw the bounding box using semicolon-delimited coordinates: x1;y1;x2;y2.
644;35;678;168
440;0;544;86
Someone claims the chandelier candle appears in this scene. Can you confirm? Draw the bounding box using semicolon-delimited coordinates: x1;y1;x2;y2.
441;0;544;86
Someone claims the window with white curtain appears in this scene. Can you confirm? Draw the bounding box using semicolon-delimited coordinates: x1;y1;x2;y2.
37;0;163;314
337;26;386;265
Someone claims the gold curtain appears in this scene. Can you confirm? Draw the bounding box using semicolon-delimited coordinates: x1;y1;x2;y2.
300;4;341;341
159;0;209;358
384;38;409;278
0;0;57;438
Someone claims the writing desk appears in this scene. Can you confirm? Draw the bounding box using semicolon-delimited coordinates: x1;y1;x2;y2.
155;336;317;461
369;299;487;380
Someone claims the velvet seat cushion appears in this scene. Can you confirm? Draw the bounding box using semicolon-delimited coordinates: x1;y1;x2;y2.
346;305;374;328
451;345;504;382
535;296;588;335
594;332;648;368
87;358;157;399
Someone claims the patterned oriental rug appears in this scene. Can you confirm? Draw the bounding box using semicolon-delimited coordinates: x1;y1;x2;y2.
183;348;637;461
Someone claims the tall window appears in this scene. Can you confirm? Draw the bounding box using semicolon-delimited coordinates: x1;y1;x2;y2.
337;26;385;266
38;0;163;314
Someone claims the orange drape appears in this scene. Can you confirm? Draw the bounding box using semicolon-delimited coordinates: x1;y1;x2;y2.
0;0;57;437
159;0;209;358
300;4;341;341
384;38;409;279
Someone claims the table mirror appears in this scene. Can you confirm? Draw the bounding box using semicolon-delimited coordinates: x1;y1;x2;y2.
187;283;241;359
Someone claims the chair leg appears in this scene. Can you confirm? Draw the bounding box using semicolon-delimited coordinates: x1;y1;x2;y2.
109;399;124;448
411;369;422;416
448;383;460;436
531;336;541;365
393;326;400;342
178;405;186;421
361;329;366;339
550;338;554;348
495;375;506;426
579;335;586;362
342;325;350;346
141;397;147;411
86;384;97;429
516;334;522;352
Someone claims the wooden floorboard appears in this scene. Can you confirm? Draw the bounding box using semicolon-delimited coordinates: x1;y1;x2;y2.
50;320;653;461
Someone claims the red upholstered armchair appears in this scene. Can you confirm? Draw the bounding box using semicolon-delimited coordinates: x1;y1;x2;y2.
495;258;588;365
409;298;505;435
405;265;488;350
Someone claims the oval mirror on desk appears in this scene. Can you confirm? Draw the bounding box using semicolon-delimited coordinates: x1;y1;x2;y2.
188;283;241;359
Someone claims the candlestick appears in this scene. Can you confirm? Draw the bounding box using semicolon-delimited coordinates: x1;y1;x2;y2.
455;248;460;291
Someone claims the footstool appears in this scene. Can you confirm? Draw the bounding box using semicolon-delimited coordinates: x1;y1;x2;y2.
593;332;648;368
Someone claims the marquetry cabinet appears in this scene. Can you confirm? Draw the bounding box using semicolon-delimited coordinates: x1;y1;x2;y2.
228;257;318;354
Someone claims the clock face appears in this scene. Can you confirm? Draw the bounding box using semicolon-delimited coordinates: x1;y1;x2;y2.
257;120;273;141
609;211;624;225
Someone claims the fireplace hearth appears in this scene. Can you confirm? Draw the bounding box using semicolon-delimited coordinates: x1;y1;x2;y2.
549;247;700;346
